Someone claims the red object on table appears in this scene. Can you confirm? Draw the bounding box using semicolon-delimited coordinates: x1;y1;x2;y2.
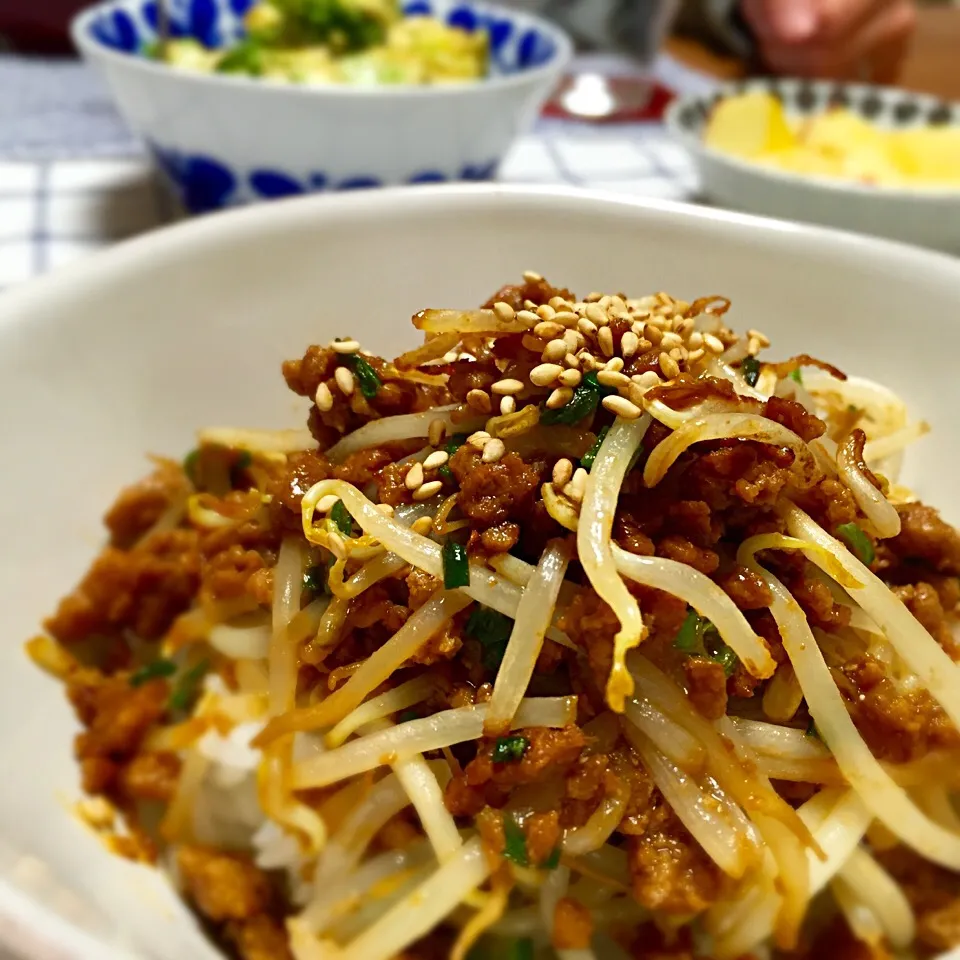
1;0;88;53
542;76;676;124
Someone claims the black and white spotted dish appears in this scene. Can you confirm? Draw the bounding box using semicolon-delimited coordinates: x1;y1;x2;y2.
665;78;960;254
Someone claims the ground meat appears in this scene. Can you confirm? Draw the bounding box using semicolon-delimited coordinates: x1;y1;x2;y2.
479;522;520;553
657;534;719;575
408;622;462;666
893;582;955;650
46;529;201;644
553;897;593;949
482;277;575;312
267;451;330;516
716;565;772;610
332;447;394;487
891;503;960;576
347;583;409;634
201;545;266;602
784;571;851;631
405;568;441;610
104;460;188;548
880;847;960;952
118;751;181;802
449;447;540;527
525;810;562;865
685;444;799;511
224;915;294;960
761;395;826;443
378;461;416;507
177;845;273;922
683;657;728;720
837;656;960;762
794;477;859;530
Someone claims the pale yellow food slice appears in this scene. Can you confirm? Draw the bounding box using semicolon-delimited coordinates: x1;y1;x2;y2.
704;92;797;159
888;128;960;185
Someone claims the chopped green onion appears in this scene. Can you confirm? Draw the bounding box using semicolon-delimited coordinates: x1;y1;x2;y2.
168;660;209;714
789;368;803;384
439;433;467;481
465;606;512;671
130;658;176;687
580;426;609;471
216;38;265;75
673;609;706;653
709;643;739;677
540;371;613;426
183;449;200;486
836;522;875;566
508;940;534;960
229;449;253;487
541;846;562;870
303;559;334;597
502;816;528;866
329;499;353;536
492;735;529;764
348;355;381;400
442;540;470;589
674;610;739;675
806;717;821;740
742;356;761;387
398;709;419;723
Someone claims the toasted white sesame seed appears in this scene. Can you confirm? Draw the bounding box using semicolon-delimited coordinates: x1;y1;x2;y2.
559;369;582;388
530;363;563;386
548;296;567;310
747;337;761;355
597;369;630;388
536;304;556;321
521;334;546;354
748;329;771;348
491;378;524;396
442;351;460;363
327;531;347;560
578;317;598;338
620;331;640;358
523;270;543;283
376;503;395;516
517;310;540;325
627;382;647;407
659;352;681;379
585;292;604;303
597;326;615;357
534;320;564;340
335;367;355;396
546;387;573;409
317;494;340;513
563;329;582;352
703;333;725;354
315;381;334;412
405;462;425;490
481;439;506;463
563;352;580;369
687;348;706;363
635;370;663;389
553;458;574;486
467;430;491;448
644;324;663;346
604;357;625;373
687;331;703;350
428;418;446;447
660;331;683;351
423;450;449;470
669;347;684;362
411;516;434;534
414;480;444;501
602;395;643;420
542;339;567;363
493;301;515;322
676;319;695;338
523;299;538;311
330;338;360;354
552;311;580;328
565;469;587;502
466;389;492;414
585;303;607;327
500;395;516;415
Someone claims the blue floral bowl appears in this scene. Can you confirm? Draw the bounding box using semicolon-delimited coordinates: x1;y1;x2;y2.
71;0;572;213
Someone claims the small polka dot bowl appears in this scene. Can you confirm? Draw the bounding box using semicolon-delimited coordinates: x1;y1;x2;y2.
71;0;572;214
666;78;960;254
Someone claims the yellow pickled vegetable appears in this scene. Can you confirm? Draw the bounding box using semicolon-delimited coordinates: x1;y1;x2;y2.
703;92;797;159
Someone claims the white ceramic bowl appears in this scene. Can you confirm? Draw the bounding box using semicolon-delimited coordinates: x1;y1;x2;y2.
3;186;960;960
71;0;571;213
666;77;960;254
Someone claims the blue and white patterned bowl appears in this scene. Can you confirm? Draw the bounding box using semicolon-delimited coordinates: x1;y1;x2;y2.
72;0;572;212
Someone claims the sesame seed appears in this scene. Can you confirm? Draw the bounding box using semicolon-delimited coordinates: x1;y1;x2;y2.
636;371;663;389
315;382;334;412
442;351;460;363
687;332;703;350
644;324;663;346
517;310;540;325
534;320;564;340
414;480;444;501
586;303;607;326
747;337;761;355
376;503;395;516
481;439;506;463
405;462;425;490
523;300;537;311
564;352;580;369
493;301;515;322
604;357;625;373
659;352;680;380
687;348;706;363
676;319;695;338
627;383;647;407
552;311;580;328
597;369;630;389
500;396;516;415
578;352;598;371
335;367;356;396
423;450;449;470
598;296;613;311
553;458;574;486
466;389;492;414
585;292;604;303
428;419;446;447
491;378;524;396
565;470;587;502
660;331;683;351
559;369;582;388
330;338;360;354
327;531;347;560
536;304;556;321
602;395;643;420
578;318;598;337
563;329;582;352
317;494;340;513
530;363;563;386
546;387;573;409
748;329;771;348
669;347;684;362
523;270;543;283
542;339;567;363
411;516;434;535
521;334;546;354
548;296;567;310
597;326;615;357
703;333;725;354
620;331;640;358
467;431;491;448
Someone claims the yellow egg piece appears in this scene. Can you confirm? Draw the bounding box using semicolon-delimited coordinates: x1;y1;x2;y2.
758;147;843;178
704;92;797;160
888;128;960;185
801;109;890;158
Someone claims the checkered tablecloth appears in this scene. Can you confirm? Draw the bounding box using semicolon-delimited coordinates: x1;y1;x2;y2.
0;52;712;289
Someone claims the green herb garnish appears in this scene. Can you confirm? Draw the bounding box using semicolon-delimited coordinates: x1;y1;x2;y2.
168;660;209;714
130;658;176;687
580;426;609;471
230;450;253;487
508;940;534;960
183;449;200;486
329;499;353;536
674;609;739;675
710;643;739;677
836;522;875;566
348;355;381;400
503;816;528;866
398;709;420;724
674;609;707;653
442;540;470;589
216;38;265;75
439;433;467;481
492;735;529;764
541;846;562;870
741;356;761;387
540;371;614;426
303;560;333;597
789;368;803;384
465;606;513;671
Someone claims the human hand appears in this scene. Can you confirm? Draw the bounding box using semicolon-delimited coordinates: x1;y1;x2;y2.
739;0;917;83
